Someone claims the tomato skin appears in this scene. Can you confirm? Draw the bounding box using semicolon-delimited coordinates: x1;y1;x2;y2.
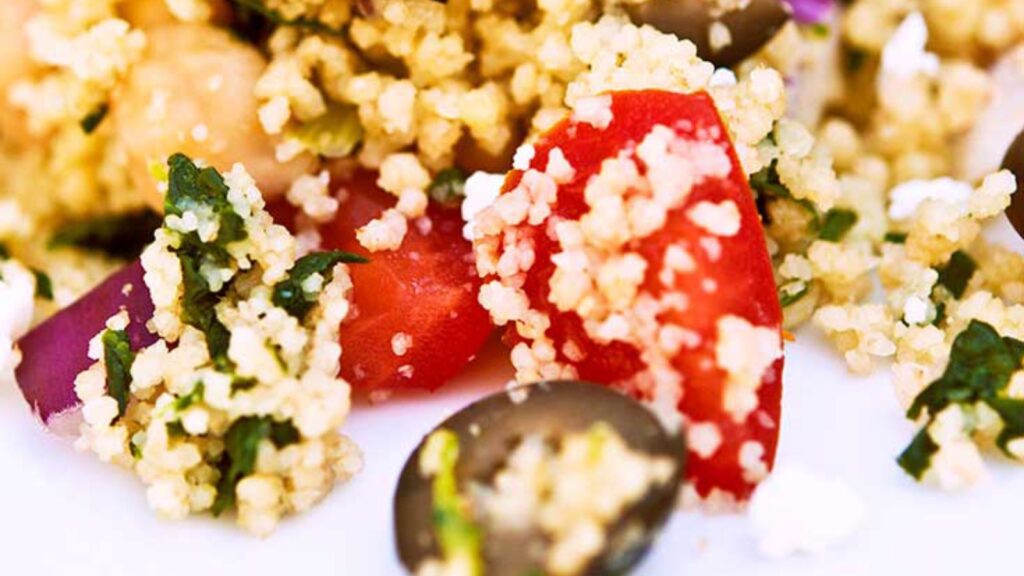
272;172;493;395
491;91;783;500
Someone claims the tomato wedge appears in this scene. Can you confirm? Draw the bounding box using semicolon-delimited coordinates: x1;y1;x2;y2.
274;171;493;396
472;90;784;501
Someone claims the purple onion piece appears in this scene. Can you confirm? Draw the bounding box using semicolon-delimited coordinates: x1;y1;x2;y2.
785;0;835;24
15;260;156;427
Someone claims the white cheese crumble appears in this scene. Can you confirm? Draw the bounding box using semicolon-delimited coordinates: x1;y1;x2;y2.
880;12;940;80
709;68;738;88
687;200;741;237
512;144;536;171
571;95;614;129
748;465;867;558
460;171;505;240
888;178;973;221
715;316;783;423
0;259;36;386
902;296;929;325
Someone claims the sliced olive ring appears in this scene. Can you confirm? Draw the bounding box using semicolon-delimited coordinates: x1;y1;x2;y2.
394;380;686;576
1001;129;1024;240
626;0;792;68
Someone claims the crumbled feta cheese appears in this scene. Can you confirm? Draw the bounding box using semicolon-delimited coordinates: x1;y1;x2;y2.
888;178;972;221
709;68;738;88
688;200;741;237
571;95;613;129
749;465;867;558
881;12;940;79
903;296;929;325
512;144;536;171
715;316;782;422
460;171;505;240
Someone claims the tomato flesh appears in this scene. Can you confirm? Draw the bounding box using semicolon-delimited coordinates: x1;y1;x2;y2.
488;91;784;500
272;172;493;396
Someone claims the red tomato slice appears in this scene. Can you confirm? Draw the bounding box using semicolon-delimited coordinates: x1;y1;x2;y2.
475;91;784;501
272;171;493;396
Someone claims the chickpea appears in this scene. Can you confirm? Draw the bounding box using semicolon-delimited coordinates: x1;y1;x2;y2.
120;0;232;29
0;0;38;144
112;24;316;208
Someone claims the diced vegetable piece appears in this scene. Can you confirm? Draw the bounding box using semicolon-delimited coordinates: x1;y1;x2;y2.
478;90;784;500
271;171;493;394
15;261;156;426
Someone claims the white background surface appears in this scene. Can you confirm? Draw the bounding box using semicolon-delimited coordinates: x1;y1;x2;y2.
4;222;1024;575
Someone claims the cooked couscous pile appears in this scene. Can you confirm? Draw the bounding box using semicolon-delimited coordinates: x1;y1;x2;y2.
2;0;1024;542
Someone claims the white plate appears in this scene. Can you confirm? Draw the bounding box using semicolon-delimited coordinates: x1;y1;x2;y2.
4;222;1024;575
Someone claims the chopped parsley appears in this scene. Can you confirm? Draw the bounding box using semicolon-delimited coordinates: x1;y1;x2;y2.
102;329;136;418
228;0;344;39
779;283;810;307
428;168;468;205
287;103;363;158
49;209;161;260
164;153;247;364
935;250;977;299
810;23;830;38
818;208;858;242
986;398;1024;456
898;320;1024;478
908;320;1024;421
32;269;53;300
79;104;109;134
883;232;907;244
750;159;819;228
897;428;940;480
173;382;206;412
272;250;367;319
845;48;869;73
212;416;301;516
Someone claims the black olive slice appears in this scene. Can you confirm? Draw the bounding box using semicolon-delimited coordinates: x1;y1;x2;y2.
626;0;792;68
1001;129;1024;240
394;380;686;576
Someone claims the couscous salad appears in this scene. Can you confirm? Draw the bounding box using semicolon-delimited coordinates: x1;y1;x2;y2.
2;0;1024;573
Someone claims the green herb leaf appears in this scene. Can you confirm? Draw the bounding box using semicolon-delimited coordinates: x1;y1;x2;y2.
165;154;248;363
883;232;907;244
165;153;247;255
932;301;946;327
79;103;109;134
212;416;301;516
749;159;819;227
173;382;206;412
908;320;1024;420
49;209;161;260
228;0;344;37
428;168;468;205
0;243;9;260
178;251;231;363
810;23;830;38
286;103;363;158
779;283;810;307
897;427;939;480
819;208;858;242
102;329;136;418
984;398;1024;457
32;269;53;300
935;250;977;299
845;49;868;73
272;250;368;319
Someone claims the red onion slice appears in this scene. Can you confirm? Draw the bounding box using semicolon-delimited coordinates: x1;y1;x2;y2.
15;260;156;428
